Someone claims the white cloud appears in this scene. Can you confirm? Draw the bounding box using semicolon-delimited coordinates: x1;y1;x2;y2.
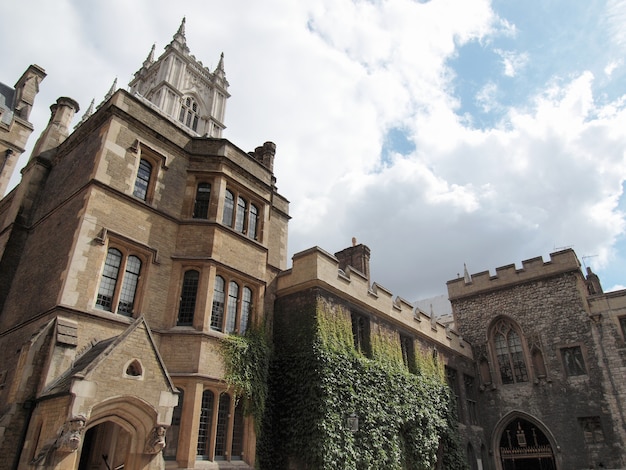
494;49;529;77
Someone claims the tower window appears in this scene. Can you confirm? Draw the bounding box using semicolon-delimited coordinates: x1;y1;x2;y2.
210;275;254;334
491;318;529;384
177;270;200;326
222;188;261;241
96;247;143;316
179;97;199;131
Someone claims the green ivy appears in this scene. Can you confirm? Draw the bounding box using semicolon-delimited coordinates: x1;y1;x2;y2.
221;324;271;434
243;290;467;469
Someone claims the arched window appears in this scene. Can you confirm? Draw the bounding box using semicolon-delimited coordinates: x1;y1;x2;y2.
235;197;246;233
491;318;529;384
193;183;211;219
133;159;152;200
248;204;259;240
179;97;199;131
96;248;143;315
197;390;214;459
241;287;252;333
231;400;245;459
225;281;239;333
211;276;225;331
222;190;234;227
215;394;231;459
177;270;199;326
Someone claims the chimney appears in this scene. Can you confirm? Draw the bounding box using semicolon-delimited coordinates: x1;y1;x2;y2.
335;239;371;283
585;267;603;295
31;97;80;159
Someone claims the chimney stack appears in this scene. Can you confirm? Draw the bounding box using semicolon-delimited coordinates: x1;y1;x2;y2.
31;97;80;159
335;239;371;283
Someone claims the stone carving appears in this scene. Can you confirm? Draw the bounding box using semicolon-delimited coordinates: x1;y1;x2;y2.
56;415;87;452
145;425;167;454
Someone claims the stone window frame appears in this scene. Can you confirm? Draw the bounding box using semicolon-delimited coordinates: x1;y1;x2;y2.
131;143;167;204
487;316;531;386
192;182;212;219
210;272;256;335
351;311;372;357
578;416;605;444
94;240;151;317
221;185;263;242
176;269;201;326
196;387;246;462
559;343;588;377
178;95;200;132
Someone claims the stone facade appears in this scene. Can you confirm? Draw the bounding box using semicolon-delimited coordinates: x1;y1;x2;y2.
448;250;626;470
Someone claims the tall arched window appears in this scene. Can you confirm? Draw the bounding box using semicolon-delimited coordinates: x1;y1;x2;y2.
491;318;529;384
179;97;199;131
235;197;246;233
193;183;211;219
96;248;143;315
211;276;225;331
225;281;239;333
177;270;199;326
240;287;252;333
215;394;231;459
133;159;152;200
197;390;214;459
222;190;234;227
248;204;259;240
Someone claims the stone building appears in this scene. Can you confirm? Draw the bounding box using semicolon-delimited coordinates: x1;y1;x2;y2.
1;17;626;470
0;64;46;197
0;19;288;470
448;250;626;470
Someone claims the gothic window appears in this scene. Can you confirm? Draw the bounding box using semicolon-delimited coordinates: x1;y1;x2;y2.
231;400;245;459
133;159;152;201
177;270;199;326
561;346;587;376
240;287;252;334
221;188;262;241
179;96;199;131
222;190;234;226
400;334;416;373
211;276;226;331
235;197;246;232
464;375;478;425
578;416;605;443
248;204;259;240
211;275;254;334
193;183;211;219
351;313;371;357
96;248;143;316
197;390;214;459
491;318;529;384
446;366;462;421
215;394;231;459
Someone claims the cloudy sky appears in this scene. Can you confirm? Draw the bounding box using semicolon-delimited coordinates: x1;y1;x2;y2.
3;0;626;302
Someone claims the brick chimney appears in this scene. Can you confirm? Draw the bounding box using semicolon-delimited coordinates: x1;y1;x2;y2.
335;238;371;283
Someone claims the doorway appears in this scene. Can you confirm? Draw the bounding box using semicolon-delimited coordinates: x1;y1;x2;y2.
499;418;556;470
78;421;131;470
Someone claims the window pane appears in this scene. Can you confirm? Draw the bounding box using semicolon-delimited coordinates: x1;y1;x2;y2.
178;270;199;326
231;400;245;459
562;346;587;376
118;255;141;315
133;159;152;200
193;183;211;219
225;281;239;334
197;391;214;459
508;330;528;382
215;394;230;459
96;249;122;311
235;197;246;233
248;204;258;240
495;332;514;384
211;276;225;331
240;287;252;334
222;190;234;226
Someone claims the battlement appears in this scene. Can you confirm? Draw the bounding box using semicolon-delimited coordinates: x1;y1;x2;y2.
277;246;472;358
447;249;581;300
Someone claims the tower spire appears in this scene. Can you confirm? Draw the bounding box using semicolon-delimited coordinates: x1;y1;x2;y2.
143;44;155;68
75;99;95;129
170;17;188;52
463;263;472;284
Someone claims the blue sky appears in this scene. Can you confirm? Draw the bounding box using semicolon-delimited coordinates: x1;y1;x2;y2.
2;0;626;300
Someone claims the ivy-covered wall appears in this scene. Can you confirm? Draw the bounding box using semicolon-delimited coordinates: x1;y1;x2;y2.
258;287;468;470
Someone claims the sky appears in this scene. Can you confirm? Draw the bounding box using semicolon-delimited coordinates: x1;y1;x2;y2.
2;0;626;303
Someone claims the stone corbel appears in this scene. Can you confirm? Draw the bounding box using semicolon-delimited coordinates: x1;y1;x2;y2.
144;425;167;454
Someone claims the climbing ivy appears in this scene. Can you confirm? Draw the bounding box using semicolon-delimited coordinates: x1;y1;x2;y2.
230;289;468;470
221;324;271;434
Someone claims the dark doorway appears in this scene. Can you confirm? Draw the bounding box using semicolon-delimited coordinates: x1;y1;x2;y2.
78;422;130;470
499;418;555;470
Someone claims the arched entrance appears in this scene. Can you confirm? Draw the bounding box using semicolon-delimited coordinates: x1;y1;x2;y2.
78;421;131;470
495;414;557;470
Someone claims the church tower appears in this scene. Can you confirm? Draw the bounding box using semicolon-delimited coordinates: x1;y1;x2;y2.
129;18;229;137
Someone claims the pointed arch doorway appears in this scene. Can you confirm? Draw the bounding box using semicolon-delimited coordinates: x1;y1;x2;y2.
496;415;557;470
78;421;131;470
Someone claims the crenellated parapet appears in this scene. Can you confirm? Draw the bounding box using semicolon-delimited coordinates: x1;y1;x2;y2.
277;246;472;357
447;249;582;300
